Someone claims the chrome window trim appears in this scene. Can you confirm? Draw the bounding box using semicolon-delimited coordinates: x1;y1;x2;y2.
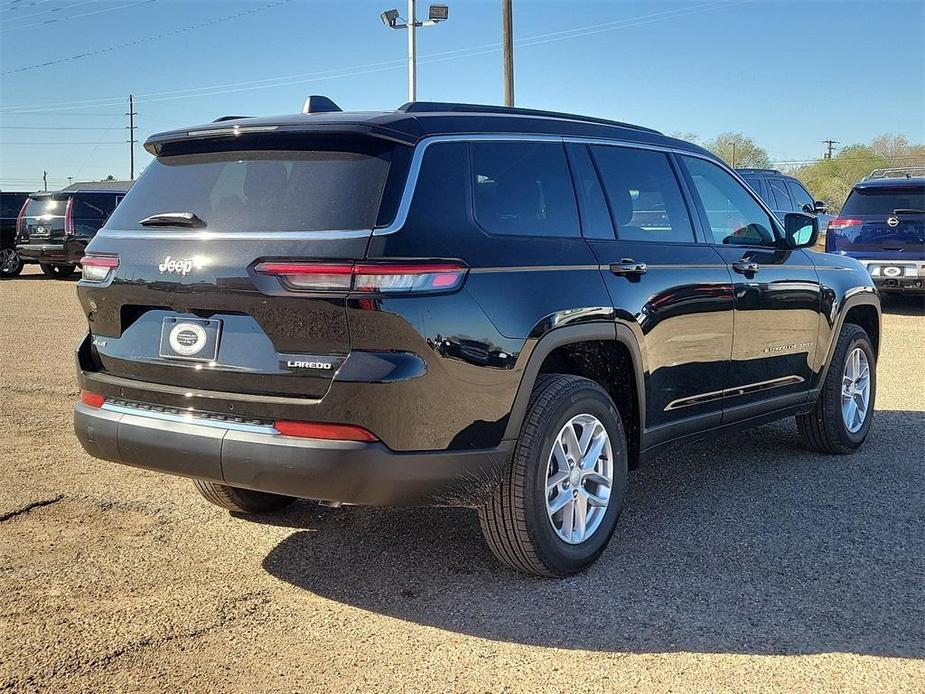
98;132;785;243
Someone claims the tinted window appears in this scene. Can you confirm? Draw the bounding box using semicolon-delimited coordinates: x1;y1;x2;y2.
682;156;777;246
23;196;66;218
590;146;694;243
566;144;614;239
106;139;395;232
786;179;814;211
470;142;579;237
768;177;793;211
740;176;770;204
841;186;925;215
1;194;27;218
74;193;117;220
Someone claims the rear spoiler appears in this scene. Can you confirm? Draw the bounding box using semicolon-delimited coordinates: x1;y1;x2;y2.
144;121;418;155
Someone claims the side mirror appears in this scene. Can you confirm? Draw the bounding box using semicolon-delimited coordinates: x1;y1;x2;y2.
813;200;828;214
784;212;819;248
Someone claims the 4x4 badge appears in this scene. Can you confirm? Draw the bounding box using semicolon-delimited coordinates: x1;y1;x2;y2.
158;256;194;276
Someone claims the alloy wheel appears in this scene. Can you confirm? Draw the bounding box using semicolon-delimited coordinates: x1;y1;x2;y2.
544;414;613;544
841;346;870;433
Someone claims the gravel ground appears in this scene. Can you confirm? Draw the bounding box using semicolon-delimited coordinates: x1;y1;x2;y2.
2;266;923;693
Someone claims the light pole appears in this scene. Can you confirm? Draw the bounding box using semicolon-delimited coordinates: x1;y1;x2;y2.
502;0;514;106
380;2;449;102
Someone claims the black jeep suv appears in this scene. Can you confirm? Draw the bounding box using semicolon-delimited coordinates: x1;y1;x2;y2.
15;182;130;278
73;101;880;576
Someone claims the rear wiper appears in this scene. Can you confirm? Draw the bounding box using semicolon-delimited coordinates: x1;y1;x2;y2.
139;212;206;228
893;208;925;215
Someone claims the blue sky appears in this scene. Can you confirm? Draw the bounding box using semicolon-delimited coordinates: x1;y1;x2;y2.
1;0;923;189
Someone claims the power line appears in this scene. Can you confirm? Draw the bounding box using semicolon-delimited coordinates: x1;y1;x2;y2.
0;0;747;109
2;0;292;73
1;0;152;33
0;0;102;25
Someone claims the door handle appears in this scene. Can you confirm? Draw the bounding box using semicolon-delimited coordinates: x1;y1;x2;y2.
610;258;648;276
732;261;760;274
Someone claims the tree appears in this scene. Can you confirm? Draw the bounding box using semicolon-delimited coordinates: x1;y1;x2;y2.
704;132;771;168
789;134;925;214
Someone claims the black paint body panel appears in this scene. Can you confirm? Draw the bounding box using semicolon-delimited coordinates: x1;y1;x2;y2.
73;107;880;505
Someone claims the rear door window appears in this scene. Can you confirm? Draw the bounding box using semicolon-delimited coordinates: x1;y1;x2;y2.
768;177;794;211
470;141;580;237
842;186;925;215
105;138;397;232
786;180;814;212
590;146;694;243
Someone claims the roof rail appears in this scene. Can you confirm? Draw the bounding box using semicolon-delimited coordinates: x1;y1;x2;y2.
213;115;252;122
865;167;925;180
397;101;661;135
735;167;781;174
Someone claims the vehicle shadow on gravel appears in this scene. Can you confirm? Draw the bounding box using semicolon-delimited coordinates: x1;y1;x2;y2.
260;410;924;657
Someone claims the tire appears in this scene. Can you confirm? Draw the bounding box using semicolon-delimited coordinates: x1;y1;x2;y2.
0;248;23;277
478;374;628;577
192;480;295;514
797;323;876;454
39;263;76;279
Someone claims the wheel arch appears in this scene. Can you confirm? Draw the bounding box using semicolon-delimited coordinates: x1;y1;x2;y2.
503;323;647;467
815;288;881;395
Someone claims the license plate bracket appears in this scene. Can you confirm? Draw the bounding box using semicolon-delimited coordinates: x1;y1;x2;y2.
158;317;222;362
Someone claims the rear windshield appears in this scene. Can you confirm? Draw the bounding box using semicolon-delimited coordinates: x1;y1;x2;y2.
841;186;925;216
106;139;397;232
24;196;67;218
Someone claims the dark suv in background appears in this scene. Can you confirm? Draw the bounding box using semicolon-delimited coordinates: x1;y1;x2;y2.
15;181;131;278
1;191;29;277
826;169;925;294
737;168;831;234
73;101;880;576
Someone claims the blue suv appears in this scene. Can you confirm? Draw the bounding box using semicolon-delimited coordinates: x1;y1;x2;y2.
826;169;925;294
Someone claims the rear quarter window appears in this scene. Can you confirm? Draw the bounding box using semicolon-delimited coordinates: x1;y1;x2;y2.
470;141;580;237
105;138;397;233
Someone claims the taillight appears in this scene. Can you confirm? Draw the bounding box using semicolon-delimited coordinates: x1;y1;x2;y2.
15;198;28;236
64;196;75;236
81;255;119;282
828;218;863;231
80;390;105;408
255;261;468;294
273;420;378;441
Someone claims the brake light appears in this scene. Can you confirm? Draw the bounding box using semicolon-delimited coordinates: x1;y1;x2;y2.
15;198;28;236
81;255;119;282
828;218;863;231
64;196;75;236
80;390;105;408
273;420;378;441
255;261;468;294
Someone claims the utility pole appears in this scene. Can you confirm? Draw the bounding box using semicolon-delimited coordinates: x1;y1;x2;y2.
731;142;737;168
127;94;138;180
502;0;514;106
67;176;73;186
822;138;838;160
380;3;449;102
43;171;48;191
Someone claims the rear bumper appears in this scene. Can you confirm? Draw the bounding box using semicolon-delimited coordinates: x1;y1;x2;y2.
16;242;69;264
74;402;512;507
857;259;925;293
